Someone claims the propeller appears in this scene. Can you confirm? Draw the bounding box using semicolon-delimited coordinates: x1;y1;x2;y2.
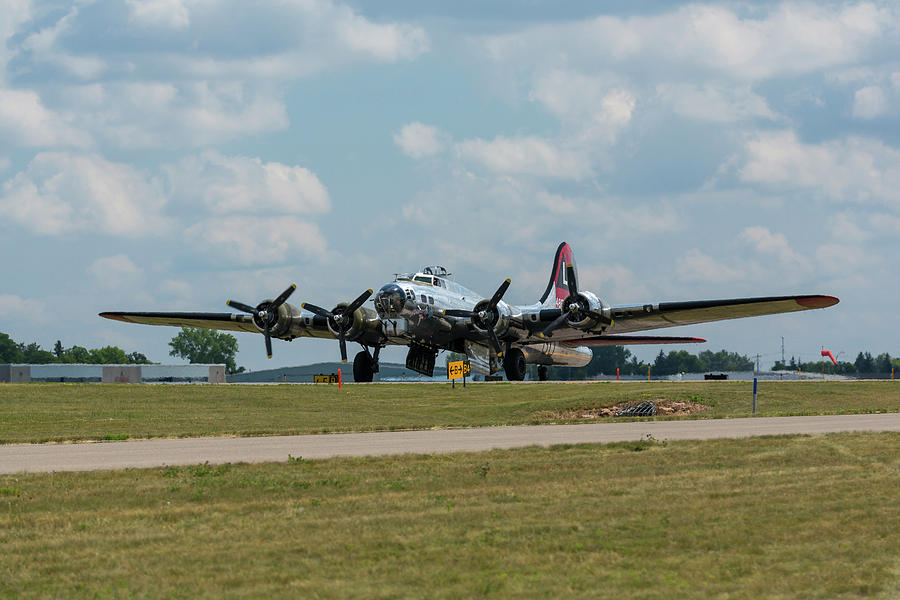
302;289;373;362
442;279;511;357
540;264;609;338
227;283;297;359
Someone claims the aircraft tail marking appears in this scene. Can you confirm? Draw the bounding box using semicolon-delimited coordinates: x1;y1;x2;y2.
539;242;576;308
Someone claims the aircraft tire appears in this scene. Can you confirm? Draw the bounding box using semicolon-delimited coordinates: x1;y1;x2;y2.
353;351;374;382
538;365;548;381
503;348;527;381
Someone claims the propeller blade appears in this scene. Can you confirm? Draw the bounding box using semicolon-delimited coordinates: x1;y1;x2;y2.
228;283;298;361
272;283;297;307
301;302;333;319
264;327;273;359
346;289;374;314
540;310;570;338
566;264;578;297
339;332;348;363
488;329;504;357
490;279;511;307
226;300;258;315
443;309;474;318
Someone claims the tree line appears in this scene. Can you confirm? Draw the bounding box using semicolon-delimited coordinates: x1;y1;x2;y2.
531;347;757;380
0;331;150;365
531;347;898;380
0;328;242;372
772;352;898;375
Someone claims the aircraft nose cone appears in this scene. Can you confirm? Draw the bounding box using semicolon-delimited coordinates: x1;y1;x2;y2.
375;283;406;316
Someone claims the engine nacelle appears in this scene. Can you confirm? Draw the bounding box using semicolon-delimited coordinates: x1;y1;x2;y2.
326;303;382;341
471;299;512;338
252;300;303;338
563;291;612;332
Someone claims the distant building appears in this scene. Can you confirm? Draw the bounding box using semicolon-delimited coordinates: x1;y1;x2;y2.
0;364;225;383
230;362;441;383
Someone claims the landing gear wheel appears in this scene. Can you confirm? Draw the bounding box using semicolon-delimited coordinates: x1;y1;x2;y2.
353;351;374;382
503;348;527;381
538;365;549;381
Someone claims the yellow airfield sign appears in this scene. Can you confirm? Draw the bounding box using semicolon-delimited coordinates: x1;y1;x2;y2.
447;360;471;380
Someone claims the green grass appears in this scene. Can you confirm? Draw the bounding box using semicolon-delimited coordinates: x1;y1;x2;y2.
1;381;899;444
2;432;898;598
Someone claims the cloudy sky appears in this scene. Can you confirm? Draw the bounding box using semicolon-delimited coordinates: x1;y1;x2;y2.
2;0;897;371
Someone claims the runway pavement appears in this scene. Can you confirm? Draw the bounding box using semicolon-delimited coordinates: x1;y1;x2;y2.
2;413;899;474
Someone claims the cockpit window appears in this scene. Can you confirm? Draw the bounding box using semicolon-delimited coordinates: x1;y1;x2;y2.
413;275;431;284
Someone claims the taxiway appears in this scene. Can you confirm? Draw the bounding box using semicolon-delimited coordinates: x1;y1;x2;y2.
2;413;899;474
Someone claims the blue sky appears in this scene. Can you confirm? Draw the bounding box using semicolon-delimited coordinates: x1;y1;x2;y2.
1;0;897;371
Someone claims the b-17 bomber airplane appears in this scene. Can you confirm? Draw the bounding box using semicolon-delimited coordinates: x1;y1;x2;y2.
100;242;839;382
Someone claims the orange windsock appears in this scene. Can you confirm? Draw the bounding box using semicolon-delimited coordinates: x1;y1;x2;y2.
821;349;837;365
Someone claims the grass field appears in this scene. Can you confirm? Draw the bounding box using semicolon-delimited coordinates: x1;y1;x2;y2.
1;381;899;444
1;432;898;598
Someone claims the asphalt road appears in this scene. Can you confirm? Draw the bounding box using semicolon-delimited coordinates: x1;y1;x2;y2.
2;413;899;474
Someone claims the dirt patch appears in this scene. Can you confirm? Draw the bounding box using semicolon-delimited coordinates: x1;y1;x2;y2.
535;399;708;420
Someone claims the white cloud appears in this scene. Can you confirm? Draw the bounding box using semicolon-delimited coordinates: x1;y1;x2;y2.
20;7;106;79
868;212;900;235
0;88;89;147
827;213;871;244
127;0;191;29
455;135;592;179
815;243;867;275
184;216;327;267
160;279;193;302
0;152;168;236
465;3;890;184
656;83;778;122
334;7;428;61
0;0;32;81
0;293;46;324
480;3;888;81
1;1;429;152
740;130;900;207
676;248;746;284
167;151;330;215
394;122;446;158
852;85;888;119
530;71;635;133
450;74;634;180
87;254;144;291
579;263;651;303
0;294;29;314
739;226;810;272
119;0;427;78
525;71;637;154
536;190;578;214
64;81;288;148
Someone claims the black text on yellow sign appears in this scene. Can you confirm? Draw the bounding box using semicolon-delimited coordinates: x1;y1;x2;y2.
447;360;471;380
313;374;339;384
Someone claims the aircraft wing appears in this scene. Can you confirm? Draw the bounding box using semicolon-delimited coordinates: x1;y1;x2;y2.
604;295;839;335
564;335;706;347
99;312;260;334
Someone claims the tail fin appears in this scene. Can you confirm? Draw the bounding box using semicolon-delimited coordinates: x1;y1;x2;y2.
539;242;577;308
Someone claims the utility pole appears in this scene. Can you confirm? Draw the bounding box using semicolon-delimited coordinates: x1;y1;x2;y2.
781;336;785;366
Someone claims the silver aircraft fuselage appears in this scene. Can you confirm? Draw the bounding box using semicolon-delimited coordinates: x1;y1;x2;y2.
372;268;592;372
